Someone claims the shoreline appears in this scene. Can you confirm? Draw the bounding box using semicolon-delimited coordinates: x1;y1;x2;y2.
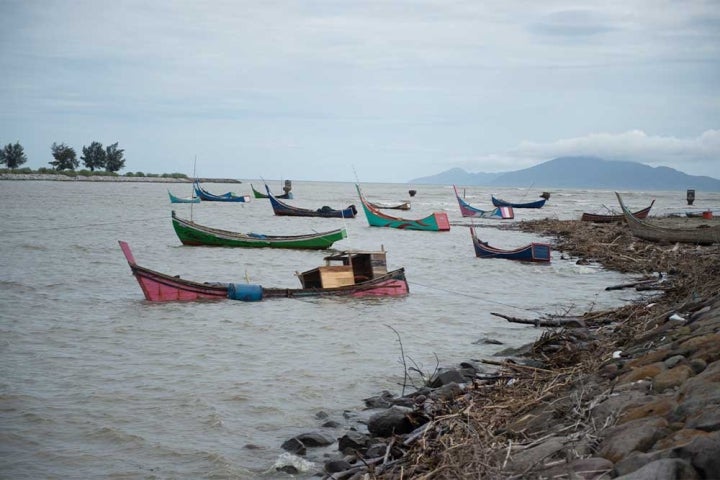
0;173;241;183
280;219;720;478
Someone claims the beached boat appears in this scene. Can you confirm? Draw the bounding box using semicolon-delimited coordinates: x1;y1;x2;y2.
491;195;547;209
170;211;347;249
616;193;720;245
168;190;200;204
267;186;357;218
251;183;293;199
453;185;514;219
470;227;551;262
581;200;655;223
367;200;411;211
356;185;450;231
119;241;408;302
193;181;250;202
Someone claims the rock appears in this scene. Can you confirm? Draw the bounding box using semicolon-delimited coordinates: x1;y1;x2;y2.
613;458;699;480
505;436;566;473
337;430;370;454
652;364;694;393
324;459;352;473
428;368;474;388
537;456;614;480
613;449;677;477
367;406;414;437
619;398;677;424
617;362;667;385
280;437;306;455
591;390;647;427
663;355;686;369
293;431;335;447
363;390;395;409
599;417;670;463
428;382;464;402
675;430;720;477
653;429;710;450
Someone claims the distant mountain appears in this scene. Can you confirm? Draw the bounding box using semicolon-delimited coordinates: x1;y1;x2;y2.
411;156;720;191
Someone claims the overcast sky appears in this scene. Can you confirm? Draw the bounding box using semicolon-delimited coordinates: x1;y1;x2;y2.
1;0;718;182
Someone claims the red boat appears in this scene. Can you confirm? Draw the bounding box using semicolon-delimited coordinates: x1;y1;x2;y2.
119;241;408;302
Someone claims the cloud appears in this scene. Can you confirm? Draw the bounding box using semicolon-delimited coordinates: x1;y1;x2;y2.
464;130;720;178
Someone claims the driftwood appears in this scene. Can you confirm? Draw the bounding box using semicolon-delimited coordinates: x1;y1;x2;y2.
491;312;586;328
605;277;659;291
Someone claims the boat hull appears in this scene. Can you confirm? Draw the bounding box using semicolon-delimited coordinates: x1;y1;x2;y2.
194;181;250;202
168;190;200;204
581;200;655;223
267;187;356;218
357;185;450;231
454;186;514;218
171;212;347;249
491;196;546;209
470;228;551;262
251;184;293;199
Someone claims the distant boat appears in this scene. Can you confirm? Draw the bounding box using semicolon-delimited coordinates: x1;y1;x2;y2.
267;185;357;218
356;184;450;231
470;227;551;262
581;200;655;223
170;211;347;249
367;200;411;211
251;184;293;199
491;195;547;209
453;185;513;219
119;241;408;302
168;190;200;204
193;180;250;202
616;192;720;245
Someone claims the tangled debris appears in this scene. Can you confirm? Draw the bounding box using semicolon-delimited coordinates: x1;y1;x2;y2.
315;218;720;480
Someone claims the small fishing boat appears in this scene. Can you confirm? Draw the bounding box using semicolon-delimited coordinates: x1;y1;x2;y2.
119;241;408;302
453;185;513;219
581;200;655;223
267;186;357;218
357;185;450;231
366;200;411;211
171;211;347;249
251;183;293;199
168;190;200;204
616;193;720;245
193;180;250;202
470;227;551;262
491;195;547;209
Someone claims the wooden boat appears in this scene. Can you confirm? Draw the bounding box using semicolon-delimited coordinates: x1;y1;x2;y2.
491;195;546;209
581;200;655;223
356;185;450;231
367;200;411;211
251;184;293;199
267;186;357;218
453;185;513;219
168;190;200;204
193;181;250;202
119;241;408;302
470;227;551;262
616;193;720;245
170;211;347;249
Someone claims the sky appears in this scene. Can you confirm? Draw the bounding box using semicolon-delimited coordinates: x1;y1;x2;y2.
1;0;719;183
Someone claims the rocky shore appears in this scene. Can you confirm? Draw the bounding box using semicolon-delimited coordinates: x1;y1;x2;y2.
275;218;720;479
0;173;240;183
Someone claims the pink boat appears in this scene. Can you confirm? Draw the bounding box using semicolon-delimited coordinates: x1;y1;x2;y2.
119;241;409;302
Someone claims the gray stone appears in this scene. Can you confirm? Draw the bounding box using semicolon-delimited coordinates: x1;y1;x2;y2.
675;430;720;477
613;458;699;480
614;449;677;477
367;406;414;437
537;457;614;480
337;430;370;454
324;459;352;473
599;417;670;463
506;436;565;473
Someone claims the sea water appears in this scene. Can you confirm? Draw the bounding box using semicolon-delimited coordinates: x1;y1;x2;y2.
1;180;717;479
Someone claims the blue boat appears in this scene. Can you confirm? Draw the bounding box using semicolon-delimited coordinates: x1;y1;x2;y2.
470;227;551;262
193;181;250;202
491;195;546;209
267;186;356;218
168;190;200;204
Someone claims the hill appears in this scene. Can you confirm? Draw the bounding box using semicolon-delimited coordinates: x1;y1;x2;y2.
411;156;720;191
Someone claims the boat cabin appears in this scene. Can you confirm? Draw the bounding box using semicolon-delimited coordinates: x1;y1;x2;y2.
297;250;389;289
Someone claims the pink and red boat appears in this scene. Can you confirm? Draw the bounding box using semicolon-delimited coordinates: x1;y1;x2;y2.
119;241;408;302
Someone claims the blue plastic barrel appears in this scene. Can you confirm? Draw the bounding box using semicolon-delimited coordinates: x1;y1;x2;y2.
227;283;263;302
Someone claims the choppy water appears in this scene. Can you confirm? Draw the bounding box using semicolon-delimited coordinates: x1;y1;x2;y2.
1;180;717;479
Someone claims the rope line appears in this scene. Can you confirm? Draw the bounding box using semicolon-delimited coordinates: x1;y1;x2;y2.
0;216;168;235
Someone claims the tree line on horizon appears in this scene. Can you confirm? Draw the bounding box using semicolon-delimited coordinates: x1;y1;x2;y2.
0;141;126;172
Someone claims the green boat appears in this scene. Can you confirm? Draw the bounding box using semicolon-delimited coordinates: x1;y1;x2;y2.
171;211;347;249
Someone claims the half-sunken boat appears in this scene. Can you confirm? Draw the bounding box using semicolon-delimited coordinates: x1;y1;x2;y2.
171;211;347;249
168;190;200;204
366;200;411;211
454;185;514;219
581;199;655;223
470;227;551;262
251;183;293;199
193;181;250;202
615;193;720;245
356;185;450;231
267;186;357;218
119;241;408;302
491;195;547;209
